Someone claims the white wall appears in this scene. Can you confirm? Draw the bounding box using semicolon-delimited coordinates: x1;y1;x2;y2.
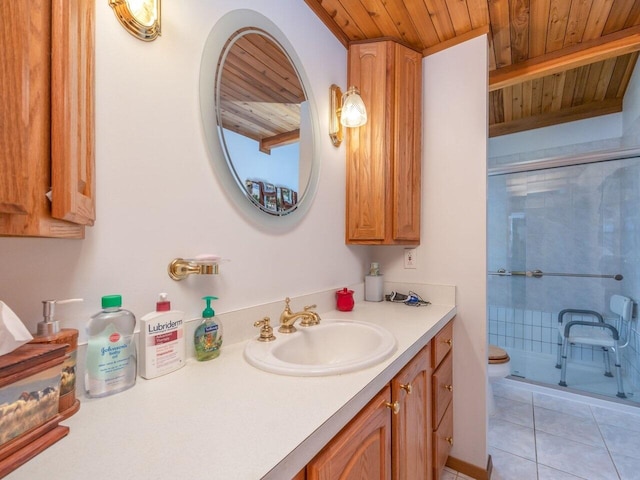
376;36;489;470
488;113;622;160
0;1;370;336
623;61;640;137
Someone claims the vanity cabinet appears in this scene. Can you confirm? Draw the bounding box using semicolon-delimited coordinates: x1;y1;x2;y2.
345;40;422;245
0;0;95;238
306;340;439;480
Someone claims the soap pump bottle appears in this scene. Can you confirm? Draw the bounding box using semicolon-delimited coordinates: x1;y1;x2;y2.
30;298;83;418
194;296;222;361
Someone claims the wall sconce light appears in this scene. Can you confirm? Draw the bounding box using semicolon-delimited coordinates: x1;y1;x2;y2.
329;85;367;147
109;0;161;41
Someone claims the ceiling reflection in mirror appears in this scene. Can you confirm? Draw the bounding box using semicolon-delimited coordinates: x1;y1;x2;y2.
215;28;312;216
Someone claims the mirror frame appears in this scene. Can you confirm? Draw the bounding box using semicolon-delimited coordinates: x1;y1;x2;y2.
199;10;320;230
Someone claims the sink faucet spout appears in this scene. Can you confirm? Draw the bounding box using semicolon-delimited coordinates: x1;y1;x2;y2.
279;297;319;333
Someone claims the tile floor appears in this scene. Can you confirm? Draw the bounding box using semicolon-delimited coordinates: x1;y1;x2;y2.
489;379;640;480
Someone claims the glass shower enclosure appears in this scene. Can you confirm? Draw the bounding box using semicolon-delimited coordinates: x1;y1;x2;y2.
487;155;640;404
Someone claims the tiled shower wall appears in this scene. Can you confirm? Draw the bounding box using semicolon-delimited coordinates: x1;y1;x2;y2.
487;156;640;395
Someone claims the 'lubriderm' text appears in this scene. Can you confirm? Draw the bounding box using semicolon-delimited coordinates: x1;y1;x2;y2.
148;319;183;334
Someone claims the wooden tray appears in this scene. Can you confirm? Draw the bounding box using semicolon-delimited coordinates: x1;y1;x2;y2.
0;415;68;478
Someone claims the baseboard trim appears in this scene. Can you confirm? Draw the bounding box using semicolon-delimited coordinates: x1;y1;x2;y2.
446;454;493;480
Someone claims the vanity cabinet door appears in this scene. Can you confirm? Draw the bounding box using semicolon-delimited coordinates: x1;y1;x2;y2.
307;385;392;480
345;40;421;246
391;343;431;480
0;0;94;238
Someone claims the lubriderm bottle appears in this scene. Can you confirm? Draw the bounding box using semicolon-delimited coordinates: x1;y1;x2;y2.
85;295;137;398
139;293;185;379
194;296;222;361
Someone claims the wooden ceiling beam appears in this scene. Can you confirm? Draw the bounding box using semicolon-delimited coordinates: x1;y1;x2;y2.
259;129;300;154
489;98;623;137
489;25;640;92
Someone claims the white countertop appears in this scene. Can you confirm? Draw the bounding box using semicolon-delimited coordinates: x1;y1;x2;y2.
6;299;455;480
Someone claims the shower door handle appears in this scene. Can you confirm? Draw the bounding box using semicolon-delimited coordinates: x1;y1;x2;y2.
488;269;623;281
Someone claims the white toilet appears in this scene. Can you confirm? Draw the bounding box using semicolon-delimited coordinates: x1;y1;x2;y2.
487;345;511;416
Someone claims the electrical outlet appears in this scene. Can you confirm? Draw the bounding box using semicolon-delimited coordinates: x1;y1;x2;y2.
404;248;417;269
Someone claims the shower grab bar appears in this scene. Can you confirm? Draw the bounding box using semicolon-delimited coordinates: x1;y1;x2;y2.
488;269;623;281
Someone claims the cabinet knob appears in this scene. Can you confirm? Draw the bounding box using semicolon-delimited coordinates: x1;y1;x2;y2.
400;383;412;394
445;339;453;347
444;384;453;392
385;401;400;415
446;436;454;446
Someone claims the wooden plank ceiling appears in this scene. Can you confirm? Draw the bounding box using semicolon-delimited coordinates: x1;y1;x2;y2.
305;0;640;137
218;32;305;153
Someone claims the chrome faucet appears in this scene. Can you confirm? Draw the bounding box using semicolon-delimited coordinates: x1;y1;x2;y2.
279;297;321;333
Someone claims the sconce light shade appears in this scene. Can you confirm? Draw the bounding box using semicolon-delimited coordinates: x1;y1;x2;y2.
329;84;367;147
340;87;367;128
109;0;161;41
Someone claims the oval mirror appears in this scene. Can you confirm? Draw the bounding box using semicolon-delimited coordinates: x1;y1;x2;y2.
215;28;312;216
200;11;319;227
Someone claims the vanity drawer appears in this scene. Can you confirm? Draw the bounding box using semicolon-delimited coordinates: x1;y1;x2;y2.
432;350;453;429
431;320;453;368
433;402;453;480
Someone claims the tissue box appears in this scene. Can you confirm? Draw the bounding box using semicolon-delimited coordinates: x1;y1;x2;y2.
0;343;67;449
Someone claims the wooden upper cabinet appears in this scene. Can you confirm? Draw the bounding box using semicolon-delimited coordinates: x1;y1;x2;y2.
346;40;422;245
0;0;95;238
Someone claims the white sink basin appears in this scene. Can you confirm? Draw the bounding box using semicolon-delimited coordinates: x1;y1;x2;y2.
244;319;396;376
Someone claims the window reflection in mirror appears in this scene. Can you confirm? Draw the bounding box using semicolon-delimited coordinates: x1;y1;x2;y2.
215;29;312;216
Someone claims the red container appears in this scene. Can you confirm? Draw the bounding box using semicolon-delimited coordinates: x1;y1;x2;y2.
336;288;355;311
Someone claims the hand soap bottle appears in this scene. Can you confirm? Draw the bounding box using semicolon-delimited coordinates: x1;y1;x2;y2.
139;293;185;379
194;296;222;361
85;295;137;398
29;298;83;418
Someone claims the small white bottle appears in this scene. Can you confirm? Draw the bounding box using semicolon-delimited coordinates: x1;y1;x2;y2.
139;293;185;379
85;295;137;398
365;262;384;302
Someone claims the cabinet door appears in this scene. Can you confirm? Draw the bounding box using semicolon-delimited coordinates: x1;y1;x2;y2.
307;386;392;480
392;44;421;242
0;1;34;216
346;42;391;243
391;344;431;480
51;0;95;226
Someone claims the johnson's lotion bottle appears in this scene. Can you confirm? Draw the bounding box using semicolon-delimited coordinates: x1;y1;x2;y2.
85;295;137;398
